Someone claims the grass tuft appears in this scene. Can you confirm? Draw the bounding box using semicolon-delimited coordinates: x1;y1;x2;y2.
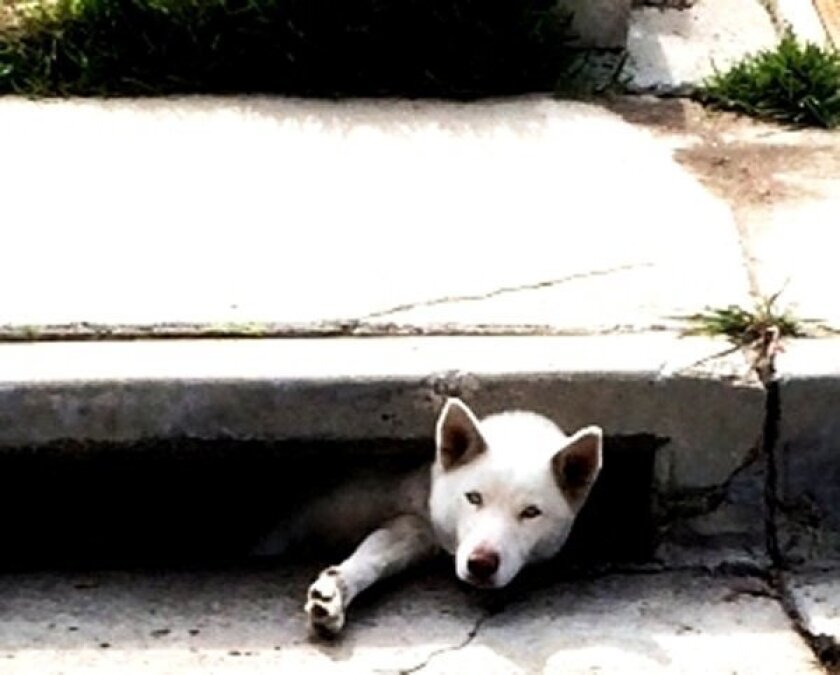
699;28;840;128
0;0;575;97
682;293;810;346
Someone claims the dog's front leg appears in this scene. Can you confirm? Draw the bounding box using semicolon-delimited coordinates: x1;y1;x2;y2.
305;514;436;635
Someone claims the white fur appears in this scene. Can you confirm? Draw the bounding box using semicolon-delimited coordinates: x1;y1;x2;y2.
287;398;603;635
431;411;581;588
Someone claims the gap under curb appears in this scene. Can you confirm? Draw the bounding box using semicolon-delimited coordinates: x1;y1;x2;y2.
0;334;764;566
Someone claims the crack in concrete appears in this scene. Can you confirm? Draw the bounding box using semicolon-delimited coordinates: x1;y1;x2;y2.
758;345;840;673
763;379;782;564
771;569;840;674
721;578;780;603
657;437;762;524
359;263;653;321
395;613;490;674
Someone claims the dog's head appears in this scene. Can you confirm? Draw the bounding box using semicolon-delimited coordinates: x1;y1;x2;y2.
429;398;602;589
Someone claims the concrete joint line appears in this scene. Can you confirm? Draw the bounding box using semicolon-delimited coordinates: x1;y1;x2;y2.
758;0;786;35
0;320;668;342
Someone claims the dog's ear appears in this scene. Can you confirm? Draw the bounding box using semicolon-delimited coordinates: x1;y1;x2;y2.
552;426;603;509
435;399;487;471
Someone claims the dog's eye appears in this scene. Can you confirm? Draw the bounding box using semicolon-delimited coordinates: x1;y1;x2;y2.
465;491;483;507
519;505;542;520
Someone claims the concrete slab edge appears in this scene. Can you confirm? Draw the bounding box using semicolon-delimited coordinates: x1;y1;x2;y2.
0;335;762;492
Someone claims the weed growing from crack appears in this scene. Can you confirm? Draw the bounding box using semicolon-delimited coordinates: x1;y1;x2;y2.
682;293;810;346
680;293;816;380
699;28;840;128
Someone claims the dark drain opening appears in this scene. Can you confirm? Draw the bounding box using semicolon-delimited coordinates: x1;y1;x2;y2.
562;434;661;564
0;435;659;571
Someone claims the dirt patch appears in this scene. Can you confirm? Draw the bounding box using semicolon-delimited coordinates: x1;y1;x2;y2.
608;94;840;303
676;141;840;207
605;95;694;133
607;95;840;209
605;95;745;136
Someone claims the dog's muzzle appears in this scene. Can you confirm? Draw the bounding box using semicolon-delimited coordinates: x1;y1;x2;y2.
466;548;500;586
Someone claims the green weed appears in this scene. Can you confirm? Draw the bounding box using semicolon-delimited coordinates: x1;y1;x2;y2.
700;29;840;128
683;293;810;346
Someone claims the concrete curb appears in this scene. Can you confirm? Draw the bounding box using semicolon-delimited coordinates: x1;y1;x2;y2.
0;335;762;493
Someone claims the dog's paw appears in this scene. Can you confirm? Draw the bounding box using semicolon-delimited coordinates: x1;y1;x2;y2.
304;567;346;636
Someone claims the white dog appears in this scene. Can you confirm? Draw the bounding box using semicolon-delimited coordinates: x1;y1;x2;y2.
258;398;602;635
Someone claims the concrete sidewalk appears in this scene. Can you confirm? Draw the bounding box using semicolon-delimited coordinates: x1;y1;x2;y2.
0;95;750;334
4;93;839;334
0;566;823;674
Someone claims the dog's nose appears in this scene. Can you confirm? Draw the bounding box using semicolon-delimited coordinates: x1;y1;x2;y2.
467;549;500;581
